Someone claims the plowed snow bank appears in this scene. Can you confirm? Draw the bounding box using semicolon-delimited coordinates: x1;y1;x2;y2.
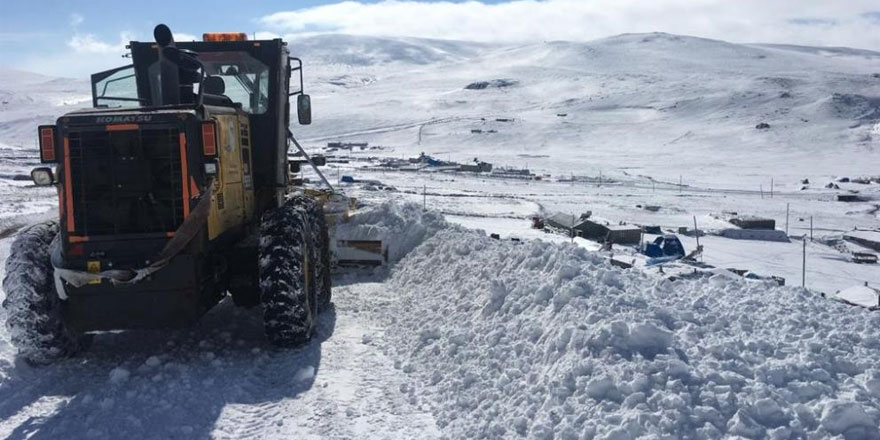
335;201;449;263
389;229;880;439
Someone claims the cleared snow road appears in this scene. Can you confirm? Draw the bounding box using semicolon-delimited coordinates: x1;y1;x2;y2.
0;272;438;439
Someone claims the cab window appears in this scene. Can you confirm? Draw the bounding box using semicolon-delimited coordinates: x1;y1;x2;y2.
91;65;142;108
147;51;270;114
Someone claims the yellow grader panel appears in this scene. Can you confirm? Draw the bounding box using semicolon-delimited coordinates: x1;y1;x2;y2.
239;113;255;223
207;114;254;240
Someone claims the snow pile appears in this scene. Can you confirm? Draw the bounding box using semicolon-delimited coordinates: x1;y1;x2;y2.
388;230;880;439
335;201;450;263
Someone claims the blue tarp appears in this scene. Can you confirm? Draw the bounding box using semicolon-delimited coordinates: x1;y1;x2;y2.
341;176;355;183
644;235;686;259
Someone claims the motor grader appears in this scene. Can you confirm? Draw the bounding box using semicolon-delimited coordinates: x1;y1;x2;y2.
2;25;372;364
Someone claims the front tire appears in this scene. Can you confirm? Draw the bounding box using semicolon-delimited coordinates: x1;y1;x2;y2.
2;221;89;365
300;195;332;311
259;198;318;347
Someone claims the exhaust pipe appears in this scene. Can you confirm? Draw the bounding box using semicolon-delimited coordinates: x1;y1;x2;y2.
154;24;181;106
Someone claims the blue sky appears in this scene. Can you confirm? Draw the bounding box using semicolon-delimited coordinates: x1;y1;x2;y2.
2;0;878;78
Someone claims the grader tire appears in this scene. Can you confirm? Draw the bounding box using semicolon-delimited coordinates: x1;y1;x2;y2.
2;221;90;365
259;198;319;347
295;194;332;311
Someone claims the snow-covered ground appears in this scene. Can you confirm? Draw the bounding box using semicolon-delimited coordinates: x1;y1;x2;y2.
1;31;880;438
0;278;439;439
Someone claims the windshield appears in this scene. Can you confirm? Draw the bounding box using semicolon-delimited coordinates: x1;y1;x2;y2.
147;51;270;114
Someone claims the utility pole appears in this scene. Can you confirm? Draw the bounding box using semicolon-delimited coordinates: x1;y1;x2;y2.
802;238;806;288
785;203;790;236
771;178;774;198
679;175;683;193
810;216;813;241
423;184;426;210
760;184;763;199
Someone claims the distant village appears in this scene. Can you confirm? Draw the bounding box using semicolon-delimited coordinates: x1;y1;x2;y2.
322;142;539;180
313;140;880;309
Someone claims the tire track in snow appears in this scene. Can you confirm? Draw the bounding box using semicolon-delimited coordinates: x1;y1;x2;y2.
210;282;440;440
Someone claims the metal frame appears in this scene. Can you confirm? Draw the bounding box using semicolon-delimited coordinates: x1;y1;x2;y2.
289;57;304;96
90;64;146;107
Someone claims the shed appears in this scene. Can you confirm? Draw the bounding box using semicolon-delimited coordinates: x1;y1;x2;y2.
459;161;493;173
853;253;878;264
719;228;790;242
730;216;776;230
844;230;880;252
573;218;609;241
642;225;662;235
574;219;640;244
546;212;594;236
834;284;880;310
837;194;862;202
546;213;580;231
605;225;642;245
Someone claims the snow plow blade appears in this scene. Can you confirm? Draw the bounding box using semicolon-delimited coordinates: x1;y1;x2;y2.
334;240;387;267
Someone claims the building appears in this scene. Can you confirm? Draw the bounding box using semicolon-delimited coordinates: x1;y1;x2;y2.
546;212;640;244
545;213;587;234
837;194;862;202
719;228;789;242
491;167;533;179
844;230;880;252
834;284;880;310
729;216;776;230
459;161;493;173
327;142;368;150
604;225;642;245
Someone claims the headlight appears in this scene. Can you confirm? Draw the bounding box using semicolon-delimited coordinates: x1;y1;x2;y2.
204;161;218;176
31;167;55;186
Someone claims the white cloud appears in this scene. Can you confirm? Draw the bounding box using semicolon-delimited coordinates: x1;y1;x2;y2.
259;0;880;49
254;31;282;40
69;13;84;28
26;30;204;77
67;32;133;54
174;32;200;42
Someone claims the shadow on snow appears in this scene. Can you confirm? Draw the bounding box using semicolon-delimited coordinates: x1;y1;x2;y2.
0;299;337;439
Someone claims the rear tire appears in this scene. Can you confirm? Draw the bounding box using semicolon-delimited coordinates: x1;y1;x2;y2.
259;198;318;347
2;221;89;365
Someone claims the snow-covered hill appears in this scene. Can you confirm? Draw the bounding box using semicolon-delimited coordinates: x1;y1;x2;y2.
293;32;880;188
0;68;90;148
288;34;496;67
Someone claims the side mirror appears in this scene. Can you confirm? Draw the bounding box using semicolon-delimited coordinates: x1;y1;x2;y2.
297;94;312;125
31;167;55;186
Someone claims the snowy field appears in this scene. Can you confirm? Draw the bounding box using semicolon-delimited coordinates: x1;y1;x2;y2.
1;32;880;438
